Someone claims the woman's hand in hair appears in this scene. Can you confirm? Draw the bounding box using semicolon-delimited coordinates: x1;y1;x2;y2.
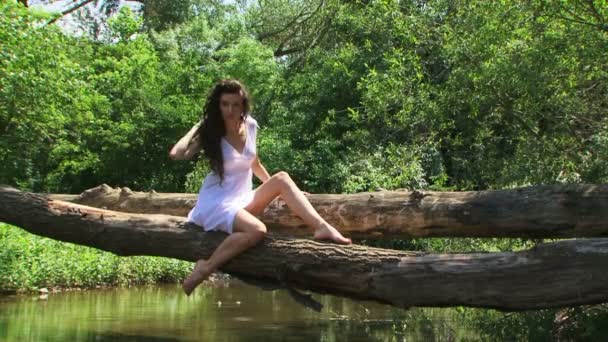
170;121;202;160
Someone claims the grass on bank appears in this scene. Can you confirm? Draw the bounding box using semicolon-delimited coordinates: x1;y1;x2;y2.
0;223;192;292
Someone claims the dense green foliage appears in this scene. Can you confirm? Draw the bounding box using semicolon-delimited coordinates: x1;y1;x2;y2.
0;223;191;291
2;0;606;194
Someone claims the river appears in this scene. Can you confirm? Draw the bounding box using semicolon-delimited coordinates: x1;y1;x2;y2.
0;278;575;341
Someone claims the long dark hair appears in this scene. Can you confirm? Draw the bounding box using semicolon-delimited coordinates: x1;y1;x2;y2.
194;79;251;183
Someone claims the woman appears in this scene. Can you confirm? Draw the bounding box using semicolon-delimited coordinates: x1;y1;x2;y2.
170;79;351;296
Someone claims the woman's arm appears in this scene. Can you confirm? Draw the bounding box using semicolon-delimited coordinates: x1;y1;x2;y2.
252;154;271;183
169;121;203;160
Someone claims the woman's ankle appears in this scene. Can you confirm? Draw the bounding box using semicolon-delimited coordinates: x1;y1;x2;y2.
315;220;331;231
194;259;211;275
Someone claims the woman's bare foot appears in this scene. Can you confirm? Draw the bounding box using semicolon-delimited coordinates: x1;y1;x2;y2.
313;222;352;244
182;259;212;296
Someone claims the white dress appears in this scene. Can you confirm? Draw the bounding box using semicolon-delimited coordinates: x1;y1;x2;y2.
187;115;259;234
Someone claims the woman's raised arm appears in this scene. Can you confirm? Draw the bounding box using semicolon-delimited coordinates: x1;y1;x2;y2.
169;120;203;160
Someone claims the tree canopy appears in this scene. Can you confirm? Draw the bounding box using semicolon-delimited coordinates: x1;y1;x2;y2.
1;0;606;194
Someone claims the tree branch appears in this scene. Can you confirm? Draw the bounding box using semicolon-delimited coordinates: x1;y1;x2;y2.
46;0;96;26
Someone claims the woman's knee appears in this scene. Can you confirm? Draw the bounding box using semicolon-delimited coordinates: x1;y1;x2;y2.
272;171;293;187
253;220;267;234
246;223;266;246
234;210;267;234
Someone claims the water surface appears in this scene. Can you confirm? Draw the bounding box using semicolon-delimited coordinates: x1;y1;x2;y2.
0;278;560;341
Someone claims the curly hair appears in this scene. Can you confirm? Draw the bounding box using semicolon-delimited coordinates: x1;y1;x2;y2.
194;79;251;183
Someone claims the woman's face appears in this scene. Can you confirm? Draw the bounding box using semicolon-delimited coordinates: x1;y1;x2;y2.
219;92;244;123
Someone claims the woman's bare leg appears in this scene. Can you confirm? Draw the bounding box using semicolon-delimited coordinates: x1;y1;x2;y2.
244;171;351;244
182;209;266;296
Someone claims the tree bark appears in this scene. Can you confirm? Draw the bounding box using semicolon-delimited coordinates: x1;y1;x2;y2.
4;186;608;311
46;183;608;239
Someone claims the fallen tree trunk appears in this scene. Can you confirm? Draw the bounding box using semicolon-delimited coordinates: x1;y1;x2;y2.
4;186;608;311
46;183;608;238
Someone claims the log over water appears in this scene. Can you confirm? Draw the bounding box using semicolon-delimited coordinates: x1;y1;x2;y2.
47;183;608;238
3;186;608;311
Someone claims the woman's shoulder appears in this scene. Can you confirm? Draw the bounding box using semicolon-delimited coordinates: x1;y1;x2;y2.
246;114;260;129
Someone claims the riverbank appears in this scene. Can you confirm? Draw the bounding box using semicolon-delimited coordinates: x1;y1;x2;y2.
0;223;192;293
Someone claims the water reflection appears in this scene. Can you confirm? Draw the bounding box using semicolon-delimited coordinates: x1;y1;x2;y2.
0;278;588;341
